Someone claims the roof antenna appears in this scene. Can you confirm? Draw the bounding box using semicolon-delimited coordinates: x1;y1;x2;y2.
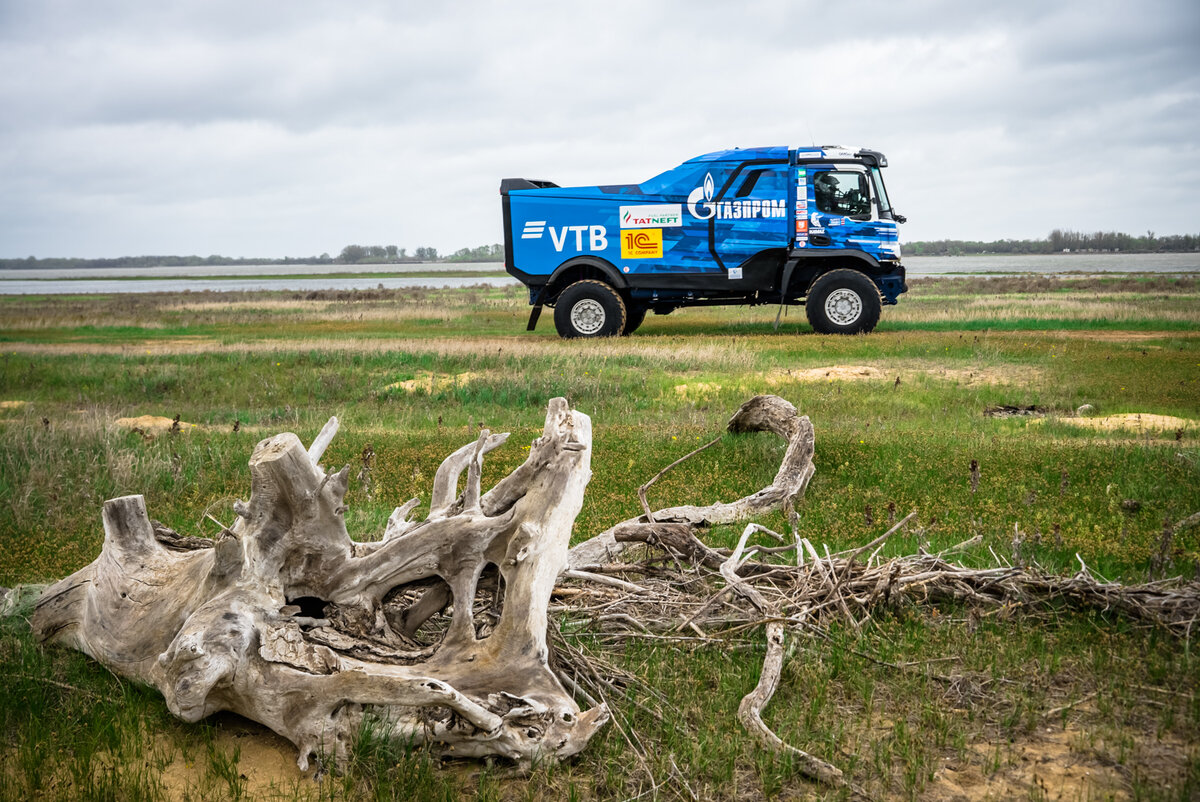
806;120;816;147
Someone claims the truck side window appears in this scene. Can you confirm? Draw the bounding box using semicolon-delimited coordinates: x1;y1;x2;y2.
813;171;871;218
736;167;785;198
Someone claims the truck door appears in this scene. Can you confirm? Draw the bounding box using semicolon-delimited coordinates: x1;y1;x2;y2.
697;165;790;278
805;166;898;262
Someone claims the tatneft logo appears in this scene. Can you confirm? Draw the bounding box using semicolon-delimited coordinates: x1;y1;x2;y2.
521;222;608;252
619;204;682;229
687;172;787;221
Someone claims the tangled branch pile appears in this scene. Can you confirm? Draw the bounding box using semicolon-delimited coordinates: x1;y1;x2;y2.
555;395;1200;794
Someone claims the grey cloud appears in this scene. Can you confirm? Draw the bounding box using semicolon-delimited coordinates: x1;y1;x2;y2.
1;0;1197;256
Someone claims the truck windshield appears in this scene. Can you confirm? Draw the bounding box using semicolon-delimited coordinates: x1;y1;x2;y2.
813;171;871;217
870;167;892;215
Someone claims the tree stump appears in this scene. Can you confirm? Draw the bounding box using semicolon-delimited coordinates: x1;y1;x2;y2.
33;398;608;771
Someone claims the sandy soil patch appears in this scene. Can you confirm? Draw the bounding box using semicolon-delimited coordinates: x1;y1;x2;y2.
759;364;1042;387
926;723;1192;802
156;720;315;801
114;414;199;436
0;400;26;411
1051;412;1194;433
768;365;886;383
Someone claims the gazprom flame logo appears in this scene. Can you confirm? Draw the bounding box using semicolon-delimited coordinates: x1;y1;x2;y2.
687;172;716;220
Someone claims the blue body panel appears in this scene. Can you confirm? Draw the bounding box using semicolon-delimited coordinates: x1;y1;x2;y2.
503;146;904;303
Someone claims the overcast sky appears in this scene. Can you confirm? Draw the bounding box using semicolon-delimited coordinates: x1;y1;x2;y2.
1;0;1197;258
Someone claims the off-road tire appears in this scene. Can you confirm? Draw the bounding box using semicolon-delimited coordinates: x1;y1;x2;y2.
553;280;627;339
805;269;882;335
621;303;647;336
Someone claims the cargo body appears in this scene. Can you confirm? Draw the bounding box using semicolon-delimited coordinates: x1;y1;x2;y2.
501;146;907;337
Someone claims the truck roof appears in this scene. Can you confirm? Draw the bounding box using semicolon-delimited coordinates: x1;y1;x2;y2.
683;145;884;166
683;146;789;163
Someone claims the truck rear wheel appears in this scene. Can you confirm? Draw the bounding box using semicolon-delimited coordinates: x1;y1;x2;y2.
805;269;882;334
553;280;627;339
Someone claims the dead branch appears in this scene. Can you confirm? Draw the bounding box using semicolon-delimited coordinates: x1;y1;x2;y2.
568;395;815;570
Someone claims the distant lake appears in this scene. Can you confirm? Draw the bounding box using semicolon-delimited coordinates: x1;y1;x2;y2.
0;254;1196;295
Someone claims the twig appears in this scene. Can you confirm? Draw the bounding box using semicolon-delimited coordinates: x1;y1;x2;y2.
561;569;648;594
1046;691;1099;718
636;434;724;522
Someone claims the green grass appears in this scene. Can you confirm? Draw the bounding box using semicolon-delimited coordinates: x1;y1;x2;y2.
1;276;1199;800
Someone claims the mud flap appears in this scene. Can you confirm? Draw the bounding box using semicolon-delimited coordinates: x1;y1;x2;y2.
526;305;543;331
773;259;799;331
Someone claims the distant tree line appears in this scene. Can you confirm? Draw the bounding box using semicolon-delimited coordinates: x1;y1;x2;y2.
1;244;507;270
903;229;1200;256
0;253;335;270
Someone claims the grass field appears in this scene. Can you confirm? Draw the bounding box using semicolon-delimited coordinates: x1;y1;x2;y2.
1;275;1199;800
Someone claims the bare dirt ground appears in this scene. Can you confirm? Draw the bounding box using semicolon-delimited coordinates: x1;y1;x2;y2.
156;718;318;801
670;363;1045;398
137;707;1196;801
926;723;1194;802
113;414;200;436
1057;412;1194;433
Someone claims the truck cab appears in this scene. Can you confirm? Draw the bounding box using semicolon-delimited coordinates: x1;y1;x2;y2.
501;145;906;338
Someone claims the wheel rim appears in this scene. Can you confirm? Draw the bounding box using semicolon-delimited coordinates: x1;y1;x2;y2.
570;299;606;335
824;288;863;326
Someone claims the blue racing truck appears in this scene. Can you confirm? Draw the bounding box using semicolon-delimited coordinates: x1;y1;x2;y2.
500;145;907;338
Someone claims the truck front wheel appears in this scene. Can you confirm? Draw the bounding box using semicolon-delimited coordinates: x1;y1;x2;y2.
553;280;627;338
805;269;882;334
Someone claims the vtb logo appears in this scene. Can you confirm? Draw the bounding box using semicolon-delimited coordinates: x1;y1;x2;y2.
522;222;608;252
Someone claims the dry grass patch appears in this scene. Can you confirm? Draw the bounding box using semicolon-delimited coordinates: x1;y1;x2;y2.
163;300;320;313
384;371;482;393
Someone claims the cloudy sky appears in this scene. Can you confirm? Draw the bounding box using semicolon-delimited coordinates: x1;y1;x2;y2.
2;0;1197;258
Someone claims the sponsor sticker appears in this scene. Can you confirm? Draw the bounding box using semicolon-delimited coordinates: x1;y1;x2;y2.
521;220;546;240
728;267;743;280
687;172;787;220
621;228;663;259
795;219;808;233
620;204;682;229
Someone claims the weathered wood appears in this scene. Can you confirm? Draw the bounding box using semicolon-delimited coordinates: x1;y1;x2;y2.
568;395;815;569
33;398;608;771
